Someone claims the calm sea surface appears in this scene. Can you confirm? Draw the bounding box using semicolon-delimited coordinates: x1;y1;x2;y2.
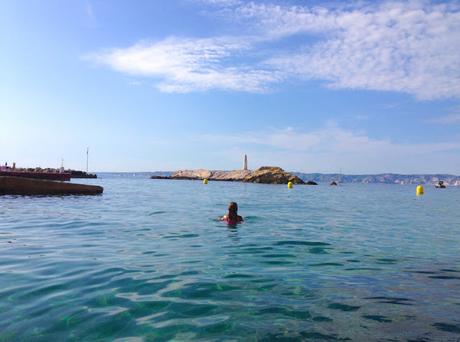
1;175;459;341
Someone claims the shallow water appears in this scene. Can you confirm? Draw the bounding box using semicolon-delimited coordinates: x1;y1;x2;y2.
1;176;459;341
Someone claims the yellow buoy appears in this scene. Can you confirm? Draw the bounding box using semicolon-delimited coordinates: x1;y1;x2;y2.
203;178;208;185
416;185;424;196
287;181;293;189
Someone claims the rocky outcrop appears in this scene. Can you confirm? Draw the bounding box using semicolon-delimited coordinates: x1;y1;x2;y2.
151;166;303;184
170;169;212;180
242;167;304;184
168;169;253;181
69;170;97;179
210;170;252;181
0;176;103;195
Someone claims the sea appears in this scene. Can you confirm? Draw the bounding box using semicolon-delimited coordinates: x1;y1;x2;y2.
1;174;459;341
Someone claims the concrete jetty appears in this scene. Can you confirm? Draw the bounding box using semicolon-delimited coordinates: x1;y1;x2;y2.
0;176;103;195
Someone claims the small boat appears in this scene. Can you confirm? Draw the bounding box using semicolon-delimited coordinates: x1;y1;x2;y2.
330;181;338;186
435;181;447;189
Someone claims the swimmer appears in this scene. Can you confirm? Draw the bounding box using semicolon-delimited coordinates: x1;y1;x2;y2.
220;202;244;225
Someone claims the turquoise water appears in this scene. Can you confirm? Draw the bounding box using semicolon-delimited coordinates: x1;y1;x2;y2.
1;176;459;341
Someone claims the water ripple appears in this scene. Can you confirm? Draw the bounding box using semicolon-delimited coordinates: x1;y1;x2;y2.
0;179;459;340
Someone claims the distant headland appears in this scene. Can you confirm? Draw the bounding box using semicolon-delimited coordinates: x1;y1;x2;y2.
292;173;460;186
150;170;460;186
148;154;460;186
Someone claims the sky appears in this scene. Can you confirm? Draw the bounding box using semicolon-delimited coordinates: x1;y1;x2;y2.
1;0;460;174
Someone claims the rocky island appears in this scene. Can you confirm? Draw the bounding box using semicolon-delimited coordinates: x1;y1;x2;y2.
151;166;305;184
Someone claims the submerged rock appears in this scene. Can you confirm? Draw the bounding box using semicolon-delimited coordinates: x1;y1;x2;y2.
150;175;172;180
306;181;318;185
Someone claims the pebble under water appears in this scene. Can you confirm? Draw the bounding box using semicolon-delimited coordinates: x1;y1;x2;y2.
0;175;459;341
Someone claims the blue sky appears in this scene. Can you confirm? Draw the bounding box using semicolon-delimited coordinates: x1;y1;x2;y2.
1;0;460;174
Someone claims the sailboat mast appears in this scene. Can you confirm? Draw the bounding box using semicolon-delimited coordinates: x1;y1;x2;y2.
86;147;89;173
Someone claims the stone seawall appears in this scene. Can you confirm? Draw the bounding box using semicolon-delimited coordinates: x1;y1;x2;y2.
0;176;103;195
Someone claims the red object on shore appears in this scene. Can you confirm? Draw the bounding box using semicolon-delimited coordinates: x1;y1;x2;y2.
0;171;71;181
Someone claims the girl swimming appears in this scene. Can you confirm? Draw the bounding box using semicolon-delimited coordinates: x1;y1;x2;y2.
220;202;244;225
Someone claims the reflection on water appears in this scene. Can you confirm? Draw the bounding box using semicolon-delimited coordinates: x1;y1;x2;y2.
0;178;459;340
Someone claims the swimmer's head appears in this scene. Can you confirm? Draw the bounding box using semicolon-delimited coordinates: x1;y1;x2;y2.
228;202;238;213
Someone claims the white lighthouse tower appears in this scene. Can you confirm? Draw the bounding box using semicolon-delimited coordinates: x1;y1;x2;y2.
243;154;248;171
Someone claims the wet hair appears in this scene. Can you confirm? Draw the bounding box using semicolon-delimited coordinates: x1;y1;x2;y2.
227;202;238;224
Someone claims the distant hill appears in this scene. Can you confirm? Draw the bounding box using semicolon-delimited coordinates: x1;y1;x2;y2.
293;173;460;185
102;171;460;186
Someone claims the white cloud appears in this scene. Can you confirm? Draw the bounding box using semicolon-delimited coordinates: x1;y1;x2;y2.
251;1;460;100
89;1;460;99
200;125;460;173
89;37;280;93
234;2;338;37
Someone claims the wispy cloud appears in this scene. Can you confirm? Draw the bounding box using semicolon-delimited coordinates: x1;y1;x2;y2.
426;110;460;125
202;124;460;154
89;1;460;99
260;1;460;100
84;0;97;27
200;124;460;173
430;114;460;124
88;37;280;93
195;0;241;6
427;106;460;124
